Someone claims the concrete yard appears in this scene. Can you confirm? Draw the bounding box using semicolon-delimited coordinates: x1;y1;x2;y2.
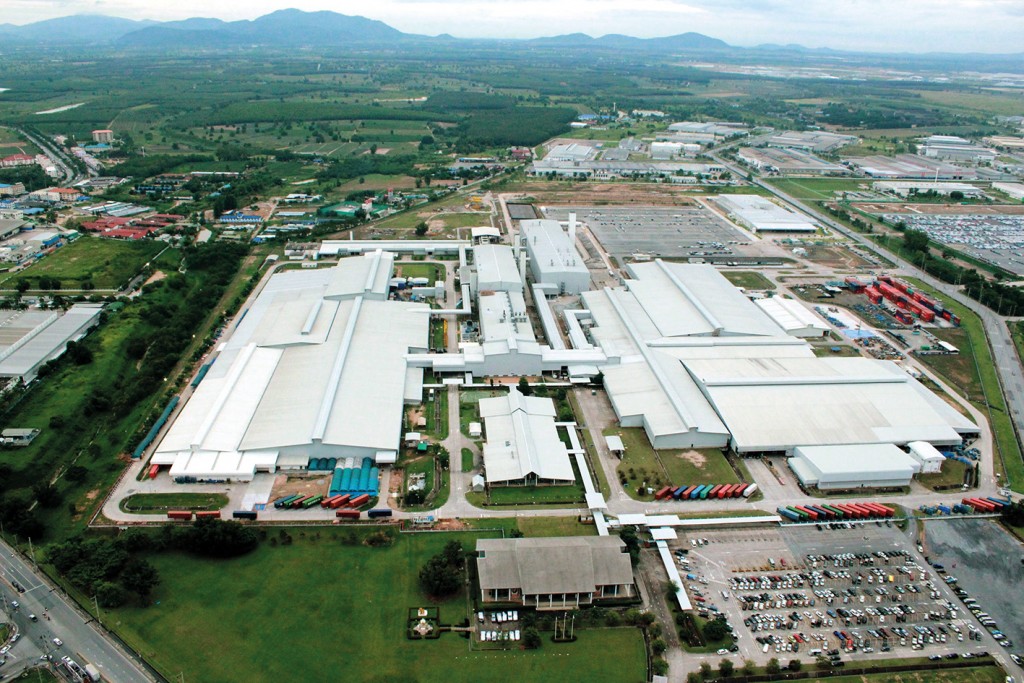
541;205;752;258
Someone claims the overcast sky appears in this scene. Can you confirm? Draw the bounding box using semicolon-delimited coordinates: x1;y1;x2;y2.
6;0;1024;53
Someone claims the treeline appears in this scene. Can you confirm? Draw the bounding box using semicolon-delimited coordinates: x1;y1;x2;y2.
453;105;576;147
423;92;518;111
110;153;213;179
0;164;50;192
316;153;418;182
48;519;259;607
899;228;1024;316
179;102;455;127
818;102;962;129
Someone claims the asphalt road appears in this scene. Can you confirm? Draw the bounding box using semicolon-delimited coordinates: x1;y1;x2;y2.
0;538;156;683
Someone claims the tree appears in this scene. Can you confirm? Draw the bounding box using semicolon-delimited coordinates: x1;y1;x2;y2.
687;673;702;683
414;221;429;236
699;662;712;679
65;465;88;483
903;228;930;252
619;526;641;566
741;659;756;676
94;581;127;608
703;617;729;642
949;190;965;201
517;376;532;396
787;659;802;672
419;545;463;597
718;659;734;678
652;638;667;655
523;627;542;649
766;657;781;674
120;558;160;601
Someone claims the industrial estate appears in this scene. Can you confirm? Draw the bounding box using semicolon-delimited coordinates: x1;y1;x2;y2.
0;7;1022;683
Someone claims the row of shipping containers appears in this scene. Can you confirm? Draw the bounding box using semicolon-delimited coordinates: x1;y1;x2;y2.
961;497;1010;513
777;502;895;522
654;483;758;501
165;510;223;520
876;276;960;325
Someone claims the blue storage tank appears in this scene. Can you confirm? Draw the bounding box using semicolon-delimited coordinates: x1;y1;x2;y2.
369;467;379;493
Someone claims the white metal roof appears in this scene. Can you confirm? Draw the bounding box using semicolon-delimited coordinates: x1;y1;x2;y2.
754;297;829;336
479;388;575;484
156;256;429;475
714;194;818;232
685;357;969;451
792;443;921;482
521;219;589;275
0;304;103;379
474;244;521;292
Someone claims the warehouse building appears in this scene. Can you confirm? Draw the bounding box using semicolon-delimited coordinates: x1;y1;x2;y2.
788;444;921;490
472;244;522;294
520;218;591;295
754;297;829;338
765;130;859;153
918;136;996;164
476;537;636;610
0;304;104;383
712;194;819;233
737;147;847;175
573;262;976;453
848;155;978;180
479;388;575;487
153;252;430;480
993;182;1024;201
871;181;983;198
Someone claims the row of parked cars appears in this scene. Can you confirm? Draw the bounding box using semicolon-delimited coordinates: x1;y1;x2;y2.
935;560;1018;652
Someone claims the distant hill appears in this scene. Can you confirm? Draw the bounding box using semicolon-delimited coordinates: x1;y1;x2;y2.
0;14;156;44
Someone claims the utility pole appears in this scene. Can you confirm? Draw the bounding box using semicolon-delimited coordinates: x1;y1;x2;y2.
28;537;36;568
92;594;103;627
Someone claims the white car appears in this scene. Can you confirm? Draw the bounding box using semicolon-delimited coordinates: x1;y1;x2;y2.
717;648;729;655
52;638;63;647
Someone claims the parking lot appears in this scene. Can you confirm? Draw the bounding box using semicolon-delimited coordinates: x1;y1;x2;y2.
475;610;522;645
924;519;1024;653
670;523;1002;669
541;205;752;258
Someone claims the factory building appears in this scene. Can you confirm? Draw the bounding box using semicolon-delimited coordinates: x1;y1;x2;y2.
574;262;976;454
918;136;997;164
0;304;104;383
788;444;921;490
520;218;591;295
871;181;983;198
479;388;575;487
152;252;430;481
712;194;819;233
906;441;945;474
476;537;636;610
472;244;522;294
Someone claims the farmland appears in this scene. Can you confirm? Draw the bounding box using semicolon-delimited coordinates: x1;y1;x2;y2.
0;237;167;291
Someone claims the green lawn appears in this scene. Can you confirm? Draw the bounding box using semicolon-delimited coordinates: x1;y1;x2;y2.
468;483;586;507
606;428;738;499
917;459;969;490
423;388;449;440
766;178;869;201
806;666;1002;683
459;389;504;437
461;448;475;472
107;529;646;683
396;261;446;282
434;212;490;230
0;237;166;290
516;516;597;537
721;270;776;290
119;493;229;514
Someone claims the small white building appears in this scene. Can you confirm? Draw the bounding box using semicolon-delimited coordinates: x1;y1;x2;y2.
754;297;829;338
906;441;945;474
789;443;921;490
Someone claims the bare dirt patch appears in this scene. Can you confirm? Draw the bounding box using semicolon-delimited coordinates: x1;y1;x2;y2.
678;450;707;469
143;270;166;287
268;474;330;500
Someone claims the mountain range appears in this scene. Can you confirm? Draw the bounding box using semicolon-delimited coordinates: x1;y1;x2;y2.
0;9;730;52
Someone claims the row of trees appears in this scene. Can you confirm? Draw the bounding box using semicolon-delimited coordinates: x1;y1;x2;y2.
685;657;801;682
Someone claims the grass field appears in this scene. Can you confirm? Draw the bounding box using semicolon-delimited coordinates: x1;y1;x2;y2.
107;529;645;683
516;516;597;537
461;448;475;472
0;237;166;290
766;178;870;201
432;212;490;230
806;666;1003;683
396;261;445;281
119;493;229;514
721;270;776;290
606;428;738;499
917;459;969;490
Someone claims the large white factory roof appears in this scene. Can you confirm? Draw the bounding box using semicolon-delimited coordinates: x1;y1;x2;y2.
154;256;429;478
474;244;522;293
521;219;589;276
479;388;575;485
0;304;103;382
684;357;967;452
713;194;818;233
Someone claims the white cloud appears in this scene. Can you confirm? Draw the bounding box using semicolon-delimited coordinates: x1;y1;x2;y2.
4;0;1024;53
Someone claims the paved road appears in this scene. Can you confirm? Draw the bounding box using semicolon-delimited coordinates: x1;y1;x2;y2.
0;538;156;683
9;126;82;184
712;151;1024;491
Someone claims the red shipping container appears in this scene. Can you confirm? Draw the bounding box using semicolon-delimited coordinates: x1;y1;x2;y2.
321;495;342;508
148;464;159;479
195;510;221;519
654;486;673;500
167;510;193;520
330;494;351;509
349;494;371;508
336;508;360;519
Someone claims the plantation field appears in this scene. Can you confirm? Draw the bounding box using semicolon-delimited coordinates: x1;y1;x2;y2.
0;237;166;290
108;529;646;683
